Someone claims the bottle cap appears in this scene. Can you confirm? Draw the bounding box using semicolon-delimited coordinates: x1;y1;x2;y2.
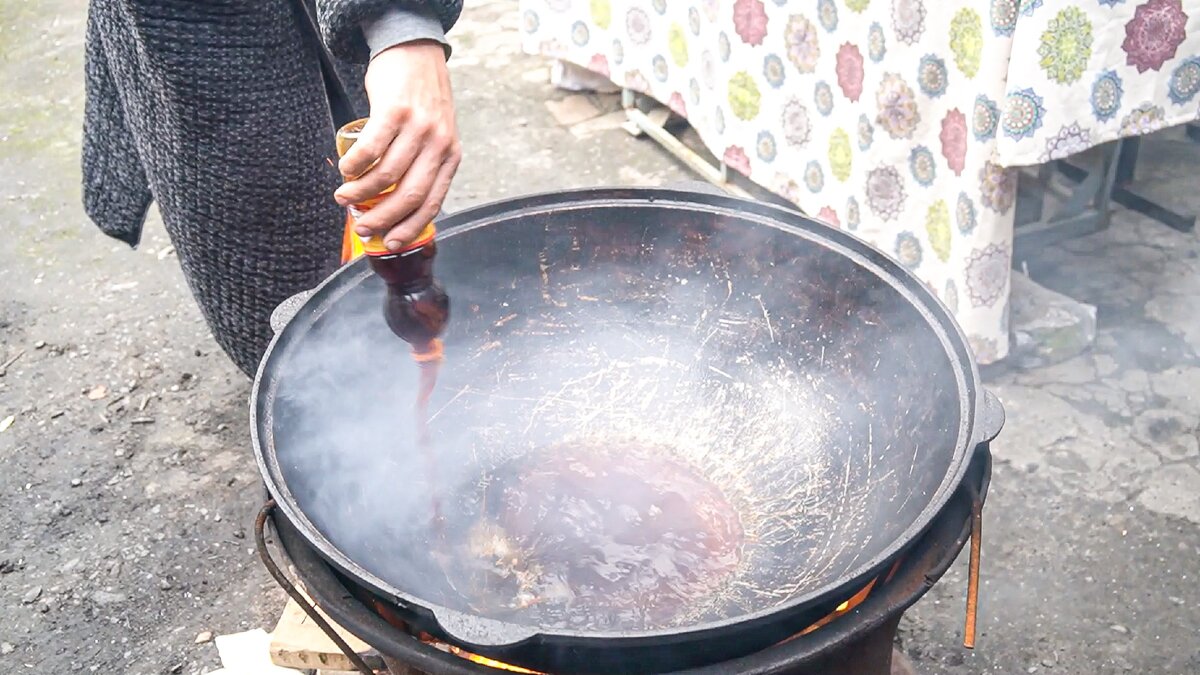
359;223;437;257
334;119;367;171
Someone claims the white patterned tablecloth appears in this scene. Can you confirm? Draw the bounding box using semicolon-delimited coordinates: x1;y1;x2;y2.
995;0;1200;166
518;0;1200;363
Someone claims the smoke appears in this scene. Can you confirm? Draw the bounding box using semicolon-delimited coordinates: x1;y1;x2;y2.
264;204;967;634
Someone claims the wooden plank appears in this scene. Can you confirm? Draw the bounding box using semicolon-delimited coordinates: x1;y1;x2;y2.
269;592;386;672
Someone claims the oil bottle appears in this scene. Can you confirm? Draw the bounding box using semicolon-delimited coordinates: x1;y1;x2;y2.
334;118;450;361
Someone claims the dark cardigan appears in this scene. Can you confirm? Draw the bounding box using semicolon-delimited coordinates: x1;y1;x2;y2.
81;0;461;376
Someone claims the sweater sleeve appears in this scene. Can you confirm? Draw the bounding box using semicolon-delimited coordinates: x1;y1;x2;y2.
316;0;463;64
362;5;449;60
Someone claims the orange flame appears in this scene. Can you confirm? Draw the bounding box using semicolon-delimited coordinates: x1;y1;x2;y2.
452;646;545;674
416;633;545;674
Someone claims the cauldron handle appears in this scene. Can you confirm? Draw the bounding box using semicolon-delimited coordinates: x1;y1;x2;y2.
976;389;1005;445
269;289;316;334
254;500;377;675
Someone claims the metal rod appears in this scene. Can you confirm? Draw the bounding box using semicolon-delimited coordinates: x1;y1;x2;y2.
1015;172;1044;225
1095;139;1121;226
1014;209;1105;259
1057;141;1195;232
254;500;377;675
620;87;636;110
623;107;753;199
1106;136;1194;232
1111;186;1197;232
963;497;984;649
1058;149;1109;220
1114;136;1139;186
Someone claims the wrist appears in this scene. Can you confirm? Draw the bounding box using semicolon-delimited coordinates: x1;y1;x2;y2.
376;39;445;56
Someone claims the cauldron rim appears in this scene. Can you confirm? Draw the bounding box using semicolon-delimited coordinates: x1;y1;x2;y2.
251;188;1000;664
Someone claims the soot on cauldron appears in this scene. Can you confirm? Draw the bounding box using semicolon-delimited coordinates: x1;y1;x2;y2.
443;442;745;631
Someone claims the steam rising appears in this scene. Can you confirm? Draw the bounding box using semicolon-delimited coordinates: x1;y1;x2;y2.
266;206;963;634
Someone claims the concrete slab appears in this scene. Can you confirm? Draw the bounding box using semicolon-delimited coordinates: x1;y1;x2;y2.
543;94;601;126
1137;464;1200;523
1008;271;1097;369
568;110;628;138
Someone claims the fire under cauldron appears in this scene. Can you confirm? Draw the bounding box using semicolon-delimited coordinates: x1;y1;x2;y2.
252;189;1002;675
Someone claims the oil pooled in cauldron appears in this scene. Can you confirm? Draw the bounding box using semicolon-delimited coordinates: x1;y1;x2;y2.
449;444;744;631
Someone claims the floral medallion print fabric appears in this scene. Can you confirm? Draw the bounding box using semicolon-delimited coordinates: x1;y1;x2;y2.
997;0;1200;165
520;0;1104;364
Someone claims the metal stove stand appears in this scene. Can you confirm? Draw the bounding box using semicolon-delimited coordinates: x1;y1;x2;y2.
1015;134;1198;259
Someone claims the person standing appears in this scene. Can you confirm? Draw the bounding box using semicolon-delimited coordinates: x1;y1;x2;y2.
82;0;464;376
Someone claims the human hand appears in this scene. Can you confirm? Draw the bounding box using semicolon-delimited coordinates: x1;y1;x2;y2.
335;40;460;251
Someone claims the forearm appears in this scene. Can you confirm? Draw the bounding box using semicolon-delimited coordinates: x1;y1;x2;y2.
323;0;462;249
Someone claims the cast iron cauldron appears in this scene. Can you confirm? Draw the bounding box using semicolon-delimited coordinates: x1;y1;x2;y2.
252;188;1003;674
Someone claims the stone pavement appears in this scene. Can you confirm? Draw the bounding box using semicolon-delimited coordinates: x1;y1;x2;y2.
905;143;1200;672
0;1;1196;673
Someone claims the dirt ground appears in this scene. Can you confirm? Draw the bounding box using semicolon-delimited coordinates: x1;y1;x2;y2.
2;1;1199;674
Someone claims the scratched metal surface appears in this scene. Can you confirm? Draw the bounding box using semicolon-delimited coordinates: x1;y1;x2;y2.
263;199;963;634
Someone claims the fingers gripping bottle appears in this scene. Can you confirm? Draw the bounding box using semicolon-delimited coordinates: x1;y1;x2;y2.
335;119;450;362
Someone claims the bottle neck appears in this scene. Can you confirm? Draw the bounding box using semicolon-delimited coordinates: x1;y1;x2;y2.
367;242;437;291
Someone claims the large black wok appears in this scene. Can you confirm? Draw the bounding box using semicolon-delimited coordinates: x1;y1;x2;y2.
252;188;1002;674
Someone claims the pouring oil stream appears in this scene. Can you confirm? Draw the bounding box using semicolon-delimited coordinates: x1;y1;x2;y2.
335;118;451;533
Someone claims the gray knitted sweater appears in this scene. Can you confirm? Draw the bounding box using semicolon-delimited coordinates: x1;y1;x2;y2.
82;0;462;376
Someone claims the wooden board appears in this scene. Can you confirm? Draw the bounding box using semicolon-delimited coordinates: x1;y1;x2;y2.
269;591;386;672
